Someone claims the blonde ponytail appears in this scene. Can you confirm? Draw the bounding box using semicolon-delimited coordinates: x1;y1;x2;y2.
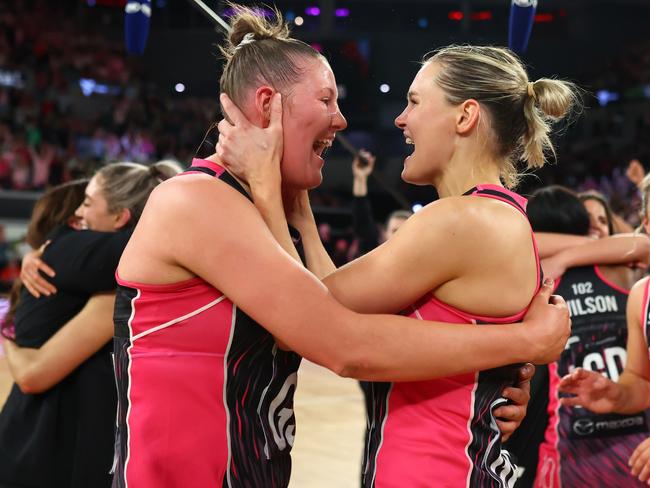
522;78;582;171
426;45;583;188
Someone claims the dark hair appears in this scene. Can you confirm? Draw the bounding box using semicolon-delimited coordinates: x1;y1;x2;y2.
579;191;615;236
3;179;89;337
219;3;324;110
26;179;88;249
527;185;590;236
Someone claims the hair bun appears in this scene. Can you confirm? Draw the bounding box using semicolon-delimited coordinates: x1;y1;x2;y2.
221;4;290;61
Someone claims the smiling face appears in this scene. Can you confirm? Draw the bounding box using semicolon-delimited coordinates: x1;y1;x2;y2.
75;175;123;232
280;57;347;190
394;61;458;186
583;198;611;239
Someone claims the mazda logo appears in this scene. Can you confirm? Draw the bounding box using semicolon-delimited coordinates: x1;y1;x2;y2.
573;419;595;436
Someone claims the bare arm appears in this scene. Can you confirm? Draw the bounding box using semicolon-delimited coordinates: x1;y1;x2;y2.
542;234;650;280
321;197;538;320
141;178;569;382
322;200;461;314
535;232;592;259
352;150;375;197
611;278;650;413
4;293;115;394
287;192;336;278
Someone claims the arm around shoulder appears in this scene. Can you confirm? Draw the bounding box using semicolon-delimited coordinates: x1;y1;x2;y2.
323;198;467;314
165;184;568;381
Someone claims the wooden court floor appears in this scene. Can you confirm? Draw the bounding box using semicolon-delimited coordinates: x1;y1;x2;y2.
289;360;366;487
0;357;366;487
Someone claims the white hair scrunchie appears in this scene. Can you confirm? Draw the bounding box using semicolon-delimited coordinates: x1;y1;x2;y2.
237;32;256;49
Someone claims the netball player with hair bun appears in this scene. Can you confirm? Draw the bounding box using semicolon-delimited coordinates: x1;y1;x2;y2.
218;36;580;485
111;5;571;487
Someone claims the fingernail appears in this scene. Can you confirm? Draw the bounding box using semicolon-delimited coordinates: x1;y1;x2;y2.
544;278;554;286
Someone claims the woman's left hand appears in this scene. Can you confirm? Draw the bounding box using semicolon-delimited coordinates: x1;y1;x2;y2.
494;363;534;442
216;92;284;192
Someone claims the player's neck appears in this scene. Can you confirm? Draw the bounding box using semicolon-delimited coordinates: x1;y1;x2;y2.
435;154;502;199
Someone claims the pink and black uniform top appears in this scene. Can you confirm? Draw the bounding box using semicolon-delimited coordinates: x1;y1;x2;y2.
362;185;541;488
111;159;302;488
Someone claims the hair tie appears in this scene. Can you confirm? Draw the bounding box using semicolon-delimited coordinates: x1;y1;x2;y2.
237;33;256;49
527;81;537;101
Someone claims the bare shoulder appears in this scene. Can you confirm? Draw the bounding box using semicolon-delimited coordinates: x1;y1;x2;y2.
419;195;538;315
119;174;256;284
405;196;481;231
146;173;241;212
413;195;530;242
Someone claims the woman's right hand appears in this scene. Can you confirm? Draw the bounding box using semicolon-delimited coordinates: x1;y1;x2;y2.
216;92;284;195
20;243;57;298
557;367;620;413
522;279;571;364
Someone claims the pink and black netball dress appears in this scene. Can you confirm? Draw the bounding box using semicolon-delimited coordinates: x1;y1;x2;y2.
111;159;302;487
363;185;541;488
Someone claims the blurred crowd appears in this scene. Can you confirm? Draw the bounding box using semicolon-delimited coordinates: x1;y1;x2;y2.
0;0;219;191
1;0;650;284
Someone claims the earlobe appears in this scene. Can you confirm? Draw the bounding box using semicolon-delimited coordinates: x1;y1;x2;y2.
254;86;275;128
456;100;480;135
